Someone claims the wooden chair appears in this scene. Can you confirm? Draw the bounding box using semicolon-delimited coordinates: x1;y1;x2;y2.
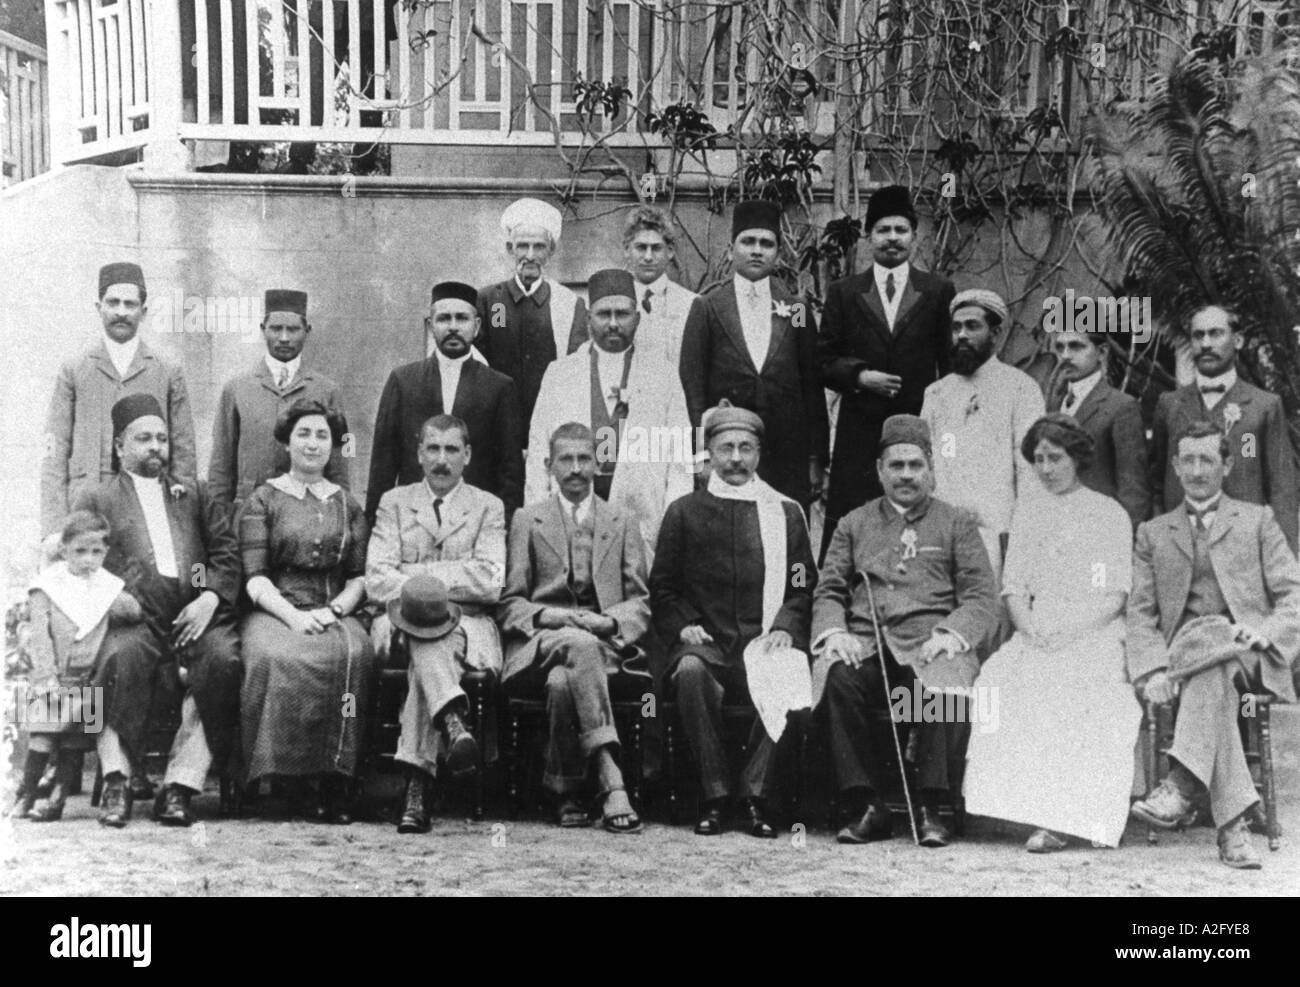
1142;696;1280;850
368;635;495;820
504;679;648;818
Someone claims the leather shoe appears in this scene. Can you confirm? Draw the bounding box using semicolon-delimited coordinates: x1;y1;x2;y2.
129;771;156;801
1131;778;1197;830
694;801;725;836
442;710;480;778
397;772;431;834
157;785;195;827
1217;818;1262;870
917;807;951;848
99;776;131;828
743;798;777;839
837;801;894;844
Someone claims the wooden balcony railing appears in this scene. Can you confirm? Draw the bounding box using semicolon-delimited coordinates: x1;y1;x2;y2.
0;30;50;185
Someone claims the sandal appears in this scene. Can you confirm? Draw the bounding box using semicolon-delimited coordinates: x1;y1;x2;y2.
600;788;643;835
557;798;592;828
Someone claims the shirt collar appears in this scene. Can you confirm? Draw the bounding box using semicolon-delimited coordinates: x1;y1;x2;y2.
437;349;472;371
511;275;550;304
1195;367;1237;393
873;261;910;292
103;334;140;366
267;473;341;501
125;469;163;493
558;490;594;525
1185;493;1222;514
638;273;670;297
1068;367;1104;403
265;353;302;381
425;478;463;504
880;493;931;523
734;273;771;299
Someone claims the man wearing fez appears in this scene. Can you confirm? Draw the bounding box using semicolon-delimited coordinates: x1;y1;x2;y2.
497;423;650;833
920;289;1045;579
680;199;828;510
818;185;954;558
73;395;242;827
1149;304;1299;554
1128;421;1300;868
476;198;588;429
623;206;699;373
650;402;817;837
209;289;350;514
368;281;523;526
1046;329;1150;530
366;413;507;834
42;262;197;537
527;268;693;557
812;415;1000;847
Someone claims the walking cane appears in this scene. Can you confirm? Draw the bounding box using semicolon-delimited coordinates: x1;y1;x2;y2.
858;569;921;846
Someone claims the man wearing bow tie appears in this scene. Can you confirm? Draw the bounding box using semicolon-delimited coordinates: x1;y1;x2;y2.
366;413;506;833
623;206;699;375
209;290;350;515
527;269;693;559
680;200;828;511
1149;304;1299;554
919;290;1044;579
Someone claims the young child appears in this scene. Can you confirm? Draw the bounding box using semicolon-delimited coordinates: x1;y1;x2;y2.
17;511;142;821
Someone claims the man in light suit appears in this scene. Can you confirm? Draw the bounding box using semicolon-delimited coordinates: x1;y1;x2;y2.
476;198;588;429
527;268;693;557
42;262;196;537
209;289;350;515
623;206;698;374
367;281;523;526
680;199;828;511
817;186;954;558
1045;330;1149;529
1128;421;1300;869
366;413;506;834
73;394;242;829
1149;304;1299;554
497;423;650;833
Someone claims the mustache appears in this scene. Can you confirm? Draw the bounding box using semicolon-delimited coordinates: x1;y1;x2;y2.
430;465;452;474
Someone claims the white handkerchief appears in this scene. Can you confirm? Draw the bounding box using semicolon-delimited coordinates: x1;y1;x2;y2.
743;640;812;742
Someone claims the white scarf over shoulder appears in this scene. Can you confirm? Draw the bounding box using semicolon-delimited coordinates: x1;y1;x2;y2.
706;472;796;633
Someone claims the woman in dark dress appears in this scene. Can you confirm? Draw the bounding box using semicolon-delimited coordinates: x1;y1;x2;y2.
236;399;374;823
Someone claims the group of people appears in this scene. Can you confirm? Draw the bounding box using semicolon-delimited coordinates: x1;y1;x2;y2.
17;187;1300;871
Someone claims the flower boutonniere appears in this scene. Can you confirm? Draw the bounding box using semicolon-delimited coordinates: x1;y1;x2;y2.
1222;402;1243;432
772;300;793;319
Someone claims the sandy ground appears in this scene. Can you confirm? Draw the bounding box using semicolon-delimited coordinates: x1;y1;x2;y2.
3;784;1297;896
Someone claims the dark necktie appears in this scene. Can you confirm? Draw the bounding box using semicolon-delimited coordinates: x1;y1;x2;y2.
433;497;444;528
641;291;652;314
1200;383;1226;395
884;272;896;303
1187;501;1216;532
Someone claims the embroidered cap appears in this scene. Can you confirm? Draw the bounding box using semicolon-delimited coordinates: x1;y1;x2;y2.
950;288;1009;326
110;394;165;436
879;413;931;455
702;398;764;442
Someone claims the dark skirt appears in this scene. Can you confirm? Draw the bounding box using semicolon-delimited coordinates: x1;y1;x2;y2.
240;612;374;782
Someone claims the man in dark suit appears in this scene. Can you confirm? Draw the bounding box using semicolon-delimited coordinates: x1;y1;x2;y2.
1128;421;1300;869
679;199;828;510
1149;304;1299;554
1046;330;1149;529
650;403;816;838
817;186;954;558
496;423;650;833
73;394;242;828
367;281;524;526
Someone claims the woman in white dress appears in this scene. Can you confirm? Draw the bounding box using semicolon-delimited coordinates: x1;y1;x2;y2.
965;412;1142;851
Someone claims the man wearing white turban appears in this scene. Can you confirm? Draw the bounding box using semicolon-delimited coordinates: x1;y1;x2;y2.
476;198;588;432
919;289;1045;578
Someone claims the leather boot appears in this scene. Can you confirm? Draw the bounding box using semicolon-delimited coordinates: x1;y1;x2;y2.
397;770;432;834
29;749;79;823
99;773;132;827
442;708;480;778
15;750;49;819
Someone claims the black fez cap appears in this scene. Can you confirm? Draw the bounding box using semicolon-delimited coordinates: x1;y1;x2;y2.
98;262;145;295
731;199;782;241
879;414;931;455
431;281;479;308
110;394;165;437
265;289;308;316
586;268;636;304
864;185;917;231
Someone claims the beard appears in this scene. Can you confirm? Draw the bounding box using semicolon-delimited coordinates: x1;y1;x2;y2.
950;338;994;376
